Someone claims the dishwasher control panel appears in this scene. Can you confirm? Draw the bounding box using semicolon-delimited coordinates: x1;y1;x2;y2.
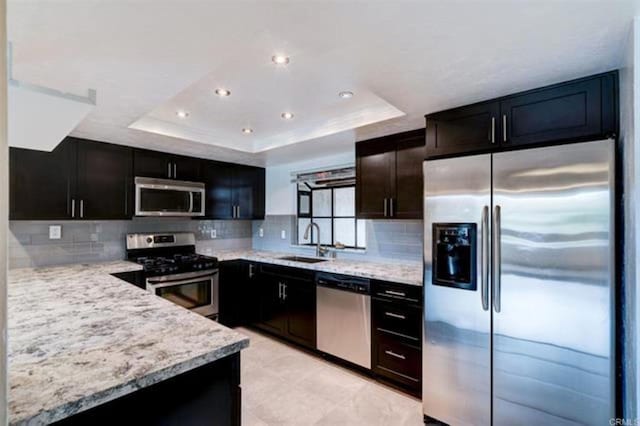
316;272;371;294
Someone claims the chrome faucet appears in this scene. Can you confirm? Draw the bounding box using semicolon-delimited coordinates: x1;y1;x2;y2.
303;222;328;257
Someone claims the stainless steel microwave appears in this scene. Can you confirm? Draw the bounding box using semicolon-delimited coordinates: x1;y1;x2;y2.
135;177;205;217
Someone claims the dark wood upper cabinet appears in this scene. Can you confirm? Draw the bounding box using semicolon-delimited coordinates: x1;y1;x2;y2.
10;137;132;220
425;71;618;158
425;101;500;157
501;76;603;147
10;138;76;220
133;149;173;180
356;128;424;219
356;146;395;219
202;161;234;219
134;149;200;181
172;155;201;181
395;131;426;219
201;160;265;220
76;139;133;220
233;165;265;220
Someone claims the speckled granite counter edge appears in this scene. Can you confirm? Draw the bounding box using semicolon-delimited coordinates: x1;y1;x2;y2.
20;338;249;426
213;250;423;287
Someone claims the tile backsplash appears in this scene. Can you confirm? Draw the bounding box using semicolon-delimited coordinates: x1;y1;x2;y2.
252;215;422;263
9;219;252;269
10;215;423;268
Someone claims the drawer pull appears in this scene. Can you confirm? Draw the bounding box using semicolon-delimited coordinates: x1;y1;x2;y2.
384;290;406;297
385;350;406;360
384;312;406;320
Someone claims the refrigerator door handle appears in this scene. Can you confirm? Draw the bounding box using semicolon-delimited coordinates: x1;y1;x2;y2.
481;205;490;311
493;205;501;313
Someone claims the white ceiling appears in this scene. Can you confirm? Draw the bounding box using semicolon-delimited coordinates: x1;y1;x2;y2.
8;0;638;166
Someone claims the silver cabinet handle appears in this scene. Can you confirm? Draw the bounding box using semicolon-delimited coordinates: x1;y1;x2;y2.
389;198;394;217
384;312;406;320
237;205;240;218
188;192;194;213
248;264;255;278
491;117;496;144
385;290;406;297
71;199;76;218
168;163;172;178
278;282;283;299
481;206;490;311
502;114;507;142
173;163;177;179
493;205;502;313
385;350;406;360
282;283;287;301
80;200;84;219
383;198;388;217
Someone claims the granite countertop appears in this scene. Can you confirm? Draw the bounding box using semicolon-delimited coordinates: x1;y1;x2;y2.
8;261;249;425
211;249;423;286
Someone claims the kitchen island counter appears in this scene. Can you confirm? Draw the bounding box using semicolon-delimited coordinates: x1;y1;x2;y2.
8;261;249;425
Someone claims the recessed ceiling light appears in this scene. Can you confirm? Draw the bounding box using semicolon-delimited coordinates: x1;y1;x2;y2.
215;88;231;97
176;110;189;119
242;128;253;134
339;91;354;99
281;112;294;120
272;55;290;65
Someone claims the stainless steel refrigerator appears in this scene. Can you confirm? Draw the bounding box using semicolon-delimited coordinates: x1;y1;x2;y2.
422;140;615;425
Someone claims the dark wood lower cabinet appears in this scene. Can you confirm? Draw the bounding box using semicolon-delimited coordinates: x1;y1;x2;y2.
371;280;423;397
217;262;422;398
54;353;241;426
219;261;261;328
255;264;316;350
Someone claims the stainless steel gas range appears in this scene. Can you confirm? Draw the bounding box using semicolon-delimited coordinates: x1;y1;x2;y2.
120;232;219;318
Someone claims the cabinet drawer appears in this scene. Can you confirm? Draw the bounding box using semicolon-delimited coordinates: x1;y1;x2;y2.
373;300;421;342
372;281;422;305
374;334;421;385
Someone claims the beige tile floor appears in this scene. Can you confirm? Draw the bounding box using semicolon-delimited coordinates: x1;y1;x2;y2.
236;327;424;426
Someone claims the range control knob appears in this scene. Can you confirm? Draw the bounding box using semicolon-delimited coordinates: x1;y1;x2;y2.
146;237;153;244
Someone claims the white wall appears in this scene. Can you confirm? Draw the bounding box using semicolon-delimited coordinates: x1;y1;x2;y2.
265;151;354;215
0;0;8;422
620;15;640;421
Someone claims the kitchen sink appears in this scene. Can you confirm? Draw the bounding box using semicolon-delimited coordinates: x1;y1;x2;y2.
279;255;328;264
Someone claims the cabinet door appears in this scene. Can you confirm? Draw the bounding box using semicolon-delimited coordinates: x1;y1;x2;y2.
218;261;240;327
356;141;395;219
9;138;76;220
284;279;316;349
202;161;234;219
134;149;173;180
500;76;602;147
172;155;201;181
394;129;425;219
76;139;133;220
425;101;499;158
257;275;287;335
233;166;265;220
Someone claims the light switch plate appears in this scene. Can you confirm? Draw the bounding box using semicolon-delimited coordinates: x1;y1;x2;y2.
259;228;264;238
49;225;62;240
281;230;286;240
210;229;217;239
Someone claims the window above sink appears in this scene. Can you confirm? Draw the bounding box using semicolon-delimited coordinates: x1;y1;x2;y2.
294;166;366;250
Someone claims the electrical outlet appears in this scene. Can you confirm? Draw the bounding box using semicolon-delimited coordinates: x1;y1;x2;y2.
259;228;264;238
210;229;217;239
49;225;62;240
281;230;286;240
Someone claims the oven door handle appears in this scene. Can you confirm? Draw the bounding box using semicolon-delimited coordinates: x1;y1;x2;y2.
188;192;194;213
147;270;218;286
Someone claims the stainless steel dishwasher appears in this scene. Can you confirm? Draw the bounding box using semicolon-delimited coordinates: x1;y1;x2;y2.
316;272;371;369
